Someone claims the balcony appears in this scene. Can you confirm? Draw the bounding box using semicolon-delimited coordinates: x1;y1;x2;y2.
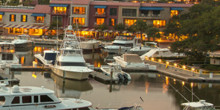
33;21;45;25
94;12;106;17
52;11;67;15
73;12;85;15
139;13;161;18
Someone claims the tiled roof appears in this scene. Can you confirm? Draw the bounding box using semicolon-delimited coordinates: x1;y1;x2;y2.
91;1;193;7
0;5;51;13
50;0;90;5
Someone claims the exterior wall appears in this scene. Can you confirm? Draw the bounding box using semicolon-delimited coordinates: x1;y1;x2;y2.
71;4;89;27
105;5;119;29
118;6;139;24
210;58;220;65
2;12;50;26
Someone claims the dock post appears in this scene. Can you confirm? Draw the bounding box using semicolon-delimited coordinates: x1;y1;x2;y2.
63;71;66;79
209;72;213;79
199;69;202;77
109;67;113;92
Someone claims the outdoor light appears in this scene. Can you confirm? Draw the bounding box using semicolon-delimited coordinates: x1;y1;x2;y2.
182;81;185;86
151;58;154;61
158;59;162;63
174;63;177;67
173;79;176;82
145;57;149;60
182;65;186;69
191;68;195;71
166;61;169;65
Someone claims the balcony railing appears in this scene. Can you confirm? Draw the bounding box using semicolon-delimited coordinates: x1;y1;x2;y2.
73;12;85;15
52;11;67;15
139;14;161;17
94;12;106;17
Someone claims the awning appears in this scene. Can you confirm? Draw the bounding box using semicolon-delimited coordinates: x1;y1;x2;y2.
0;12;4;15
31;13;46;17
94;5;107;8
170;7;183;11
139;7;164;11
89;29;95;31
82;28;89;31
3;24;49;29
50;4;68;7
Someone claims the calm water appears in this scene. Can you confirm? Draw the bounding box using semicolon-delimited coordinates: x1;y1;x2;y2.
12;46;220;110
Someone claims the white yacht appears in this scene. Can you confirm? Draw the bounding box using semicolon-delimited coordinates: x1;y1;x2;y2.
130;42;157;55
51;25;93;80
181;100;216;110
101;63;131;82
140;48;185;60
0;84;92;110
34;49;59;66
80;39;101;53
104;35;135;54
11;34;34;51
114;54;157;71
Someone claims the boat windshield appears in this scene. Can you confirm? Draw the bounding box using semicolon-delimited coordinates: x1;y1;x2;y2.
57;62;86;66
115;36;134;41
112;43;133;47
0;96;5;106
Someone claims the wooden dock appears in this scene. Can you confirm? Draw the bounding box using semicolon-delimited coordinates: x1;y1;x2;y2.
89;72;118;84
10;66;50;71
145;60;220;83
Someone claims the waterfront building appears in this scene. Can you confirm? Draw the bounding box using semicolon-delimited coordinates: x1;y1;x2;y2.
0;5;50;36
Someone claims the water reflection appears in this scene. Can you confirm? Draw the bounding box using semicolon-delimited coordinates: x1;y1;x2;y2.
51;73;93;99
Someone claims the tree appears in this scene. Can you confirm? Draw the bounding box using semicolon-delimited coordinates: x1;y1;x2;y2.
132;19;148;43
95;24;108;39
146;26;161;41
113;23;125;35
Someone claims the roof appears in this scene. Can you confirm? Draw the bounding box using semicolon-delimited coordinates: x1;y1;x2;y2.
91;1;193;7
50;0;91;5
123;54;143;63
0;86;54;96
0;5;51;14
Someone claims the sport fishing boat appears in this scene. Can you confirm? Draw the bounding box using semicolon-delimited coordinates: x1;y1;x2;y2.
51;25;93;80
181;100;216;110
104;35;135;54
34;49;59;66
11;34;34;51
0;84;92;110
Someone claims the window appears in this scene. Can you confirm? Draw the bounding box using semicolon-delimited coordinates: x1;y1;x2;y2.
21;15;27;22
12;96;20;104
122;9;136;17
153;20;166;28
124;19;136;26
96;18;105;25
10;14;16;22
40;95;53;102
22;96;31;103
96;8;105;15
35;16;44;23
72;17;85;25
109;18;116;26
152;10;160;16
2;53;13;60
0;15;2;21
110;8;117;16
0;96;5;105
73;7;86;14
53;7;67;14
170;10;179;17
140;10;149;17
34;96;38;103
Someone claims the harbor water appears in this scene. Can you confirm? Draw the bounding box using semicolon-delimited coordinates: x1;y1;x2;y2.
10;46;220;110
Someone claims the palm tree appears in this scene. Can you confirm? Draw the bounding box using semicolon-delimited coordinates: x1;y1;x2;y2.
146;26;161;41
132;19;148;43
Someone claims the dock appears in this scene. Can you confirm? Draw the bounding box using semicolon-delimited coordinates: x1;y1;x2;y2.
10;66;50;71
89;72;118;84
144;60;220;83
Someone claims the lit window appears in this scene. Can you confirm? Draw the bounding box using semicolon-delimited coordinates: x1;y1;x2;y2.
21;15;27;22
10;14;16;22
72;17;85;25
153;20;166;28
35;16;44;23
109;18;116;26
96;18;105;25
0;15;2;21
53;7;67;14
73;7;85;14
124;19;137;26
170;10;179;17
96;8;105;15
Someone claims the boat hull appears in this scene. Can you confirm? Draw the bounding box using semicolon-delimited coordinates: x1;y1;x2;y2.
51;67;90;80
14;42;34;51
